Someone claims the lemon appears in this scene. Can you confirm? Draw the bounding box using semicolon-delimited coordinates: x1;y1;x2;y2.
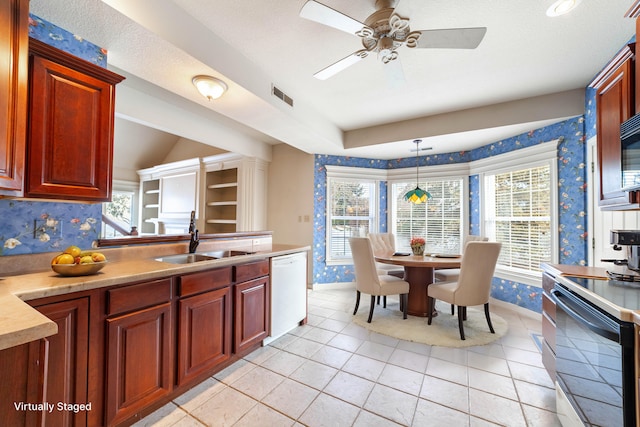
57;254;75;265
63;245;82;258
79;255;94;264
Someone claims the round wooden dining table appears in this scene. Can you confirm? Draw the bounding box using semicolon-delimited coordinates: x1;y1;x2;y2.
374;253;461;317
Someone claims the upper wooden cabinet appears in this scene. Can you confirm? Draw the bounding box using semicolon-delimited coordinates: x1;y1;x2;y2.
591;45;638;209
0;0;29;196
26;38;124;201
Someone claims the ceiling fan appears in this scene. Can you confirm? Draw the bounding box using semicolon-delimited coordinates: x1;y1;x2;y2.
299;0;487;80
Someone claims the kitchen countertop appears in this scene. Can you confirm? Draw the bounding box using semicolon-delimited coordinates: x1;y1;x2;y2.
543;263;640;324
0;244;309;351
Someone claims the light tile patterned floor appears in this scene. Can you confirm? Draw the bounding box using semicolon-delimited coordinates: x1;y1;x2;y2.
134;288;561;427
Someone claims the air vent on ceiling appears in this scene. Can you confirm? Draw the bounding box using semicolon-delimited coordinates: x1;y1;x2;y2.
272;85;293;107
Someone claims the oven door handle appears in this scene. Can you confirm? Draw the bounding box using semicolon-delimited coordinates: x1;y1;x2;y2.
550;289;619;342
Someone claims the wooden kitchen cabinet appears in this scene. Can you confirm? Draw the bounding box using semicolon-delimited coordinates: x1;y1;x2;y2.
33;297;90;427
26;38;124;201
590;45;639;209
177;267;233;386
0;0;29;196
104;279;173;426
233;260;270;354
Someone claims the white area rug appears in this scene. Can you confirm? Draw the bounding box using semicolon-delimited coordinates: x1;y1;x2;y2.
352;300;508;348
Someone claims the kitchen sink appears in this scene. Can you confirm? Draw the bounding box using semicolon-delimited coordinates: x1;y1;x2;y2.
155;253;217;264
203;250;254;258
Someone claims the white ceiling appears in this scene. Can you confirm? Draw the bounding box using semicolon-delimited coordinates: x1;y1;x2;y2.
29;0;637;160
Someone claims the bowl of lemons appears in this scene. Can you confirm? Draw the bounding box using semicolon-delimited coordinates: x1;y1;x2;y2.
51;246;107;277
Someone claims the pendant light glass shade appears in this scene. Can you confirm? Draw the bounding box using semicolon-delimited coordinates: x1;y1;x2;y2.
404;139;431;204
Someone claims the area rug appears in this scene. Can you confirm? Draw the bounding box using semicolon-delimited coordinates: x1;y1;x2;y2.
352;300;508;348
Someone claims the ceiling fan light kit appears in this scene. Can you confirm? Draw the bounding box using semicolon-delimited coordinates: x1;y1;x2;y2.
299;0;487;80
546;0;582;17
192;75;228;100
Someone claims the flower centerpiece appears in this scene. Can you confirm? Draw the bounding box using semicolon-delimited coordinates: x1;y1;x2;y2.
410;237;426;256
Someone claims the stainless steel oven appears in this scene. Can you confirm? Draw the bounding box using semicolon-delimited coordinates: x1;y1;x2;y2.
551;281;635;426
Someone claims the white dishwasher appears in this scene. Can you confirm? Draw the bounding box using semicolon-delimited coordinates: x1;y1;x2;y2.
264;252;308;345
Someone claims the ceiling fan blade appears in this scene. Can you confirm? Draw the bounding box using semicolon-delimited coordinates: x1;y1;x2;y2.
300;0;366;36
414;27;487;49
313;50;369;80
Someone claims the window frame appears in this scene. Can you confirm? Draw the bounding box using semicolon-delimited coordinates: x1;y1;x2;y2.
471;140;559;286
325;166;385;265
388;163;470;254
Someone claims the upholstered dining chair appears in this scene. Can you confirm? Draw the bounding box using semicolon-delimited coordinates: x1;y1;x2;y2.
367;232;405;278
427;241;501;340
349;237;410;323
434;235;489;314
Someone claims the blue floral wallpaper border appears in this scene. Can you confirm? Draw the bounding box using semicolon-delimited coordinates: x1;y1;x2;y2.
0;15;107;256
313;115;587;314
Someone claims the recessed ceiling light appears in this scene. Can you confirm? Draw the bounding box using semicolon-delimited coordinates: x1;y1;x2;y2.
546;0;582;17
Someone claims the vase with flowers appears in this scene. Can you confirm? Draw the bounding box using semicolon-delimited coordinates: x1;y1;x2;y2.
410;237;425;256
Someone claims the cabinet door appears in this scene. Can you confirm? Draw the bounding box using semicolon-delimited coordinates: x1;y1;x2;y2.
595;53;635;208
234;277;270;354
105;302;172;426
0;340;48;427
36;297;90;427
177;287;232;386
26;39;123;201
0;0;28;196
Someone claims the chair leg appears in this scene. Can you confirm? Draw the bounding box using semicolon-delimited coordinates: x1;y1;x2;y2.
399;295;403;311
427;297;435;325
450;304;454;315
377;295;380;305
367;295;376;323
462;306;467;321
484;303;495;334
353;290;361;315
402;294;408;319
383;296;387;308
458;306;466;340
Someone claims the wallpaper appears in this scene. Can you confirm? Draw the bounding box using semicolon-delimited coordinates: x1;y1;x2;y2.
0;15;106;256
313;115;588;313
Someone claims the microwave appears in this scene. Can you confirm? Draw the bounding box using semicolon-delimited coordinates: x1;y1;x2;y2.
621;113;640;191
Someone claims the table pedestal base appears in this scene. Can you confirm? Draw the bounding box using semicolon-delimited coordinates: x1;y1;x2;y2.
404;266;434;317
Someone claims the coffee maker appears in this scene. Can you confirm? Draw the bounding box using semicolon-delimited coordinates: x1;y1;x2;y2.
610;230;640;271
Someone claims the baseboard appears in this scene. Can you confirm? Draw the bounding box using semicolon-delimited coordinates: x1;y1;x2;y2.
310;281;356;290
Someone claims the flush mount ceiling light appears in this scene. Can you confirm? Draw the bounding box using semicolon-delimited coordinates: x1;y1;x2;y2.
192;75;228;100
403;139;431;204
546;0;582;17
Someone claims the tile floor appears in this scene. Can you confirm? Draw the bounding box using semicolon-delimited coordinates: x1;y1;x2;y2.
134;288;561;427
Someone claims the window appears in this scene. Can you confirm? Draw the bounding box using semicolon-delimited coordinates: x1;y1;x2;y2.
326;177;377;262
101;180;139;237
476;141;558;281
485;166;551;273
391;178;464;254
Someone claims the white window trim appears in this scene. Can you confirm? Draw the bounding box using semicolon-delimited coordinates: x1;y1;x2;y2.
470;140;559;287
325;166;384;265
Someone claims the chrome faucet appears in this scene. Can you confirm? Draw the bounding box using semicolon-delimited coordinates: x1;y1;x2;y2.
188;210;199;253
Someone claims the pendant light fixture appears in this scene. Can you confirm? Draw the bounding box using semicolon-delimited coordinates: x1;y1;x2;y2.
403;139;431;204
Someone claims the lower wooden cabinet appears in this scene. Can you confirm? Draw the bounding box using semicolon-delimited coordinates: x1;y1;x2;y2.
105;280;173;426
234;277;269;353
177;286;232;385
1;258;275;427
36;297;90;427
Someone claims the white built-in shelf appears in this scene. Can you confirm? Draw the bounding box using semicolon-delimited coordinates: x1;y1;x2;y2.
207;201;237;206
145;189;160;194
144;204;159;208
208;183;238;189
206;219;237;224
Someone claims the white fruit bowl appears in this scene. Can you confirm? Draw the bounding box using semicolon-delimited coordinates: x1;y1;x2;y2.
51;261;107;277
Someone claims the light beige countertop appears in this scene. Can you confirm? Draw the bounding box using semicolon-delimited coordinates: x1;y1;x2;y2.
0;244;309;351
